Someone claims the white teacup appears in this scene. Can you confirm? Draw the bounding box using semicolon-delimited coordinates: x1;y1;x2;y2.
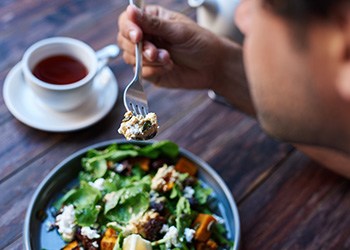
22;37;119;111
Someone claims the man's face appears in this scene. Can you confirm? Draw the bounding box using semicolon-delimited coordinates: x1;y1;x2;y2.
235;0;344;147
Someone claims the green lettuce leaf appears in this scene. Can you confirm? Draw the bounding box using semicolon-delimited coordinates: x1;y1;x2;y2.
194;182;212;204
55;181;101;210
82;145;139;178
104;191;123;214
175;197;193;235
76;205;101;226
105;191;149;223
139;140;179;159
89;159;108;178
104;179;151;223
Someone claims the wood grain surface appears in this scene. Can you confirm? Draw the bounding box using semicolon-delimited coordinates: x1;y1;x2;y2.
0;0;349;249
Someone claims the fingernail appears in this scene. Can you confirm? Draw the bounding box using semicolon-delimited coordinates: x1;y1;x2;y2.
129;30;137;43
157;50;168;63
144;49;152;60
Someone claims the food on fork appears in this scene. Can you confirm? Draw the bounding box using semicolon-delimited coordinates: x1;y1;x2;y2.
118;111;158;140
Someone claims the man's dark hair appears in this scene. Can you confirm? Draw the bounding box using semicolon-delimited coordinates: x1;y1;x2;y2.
264;0;348;22
262;0;349;48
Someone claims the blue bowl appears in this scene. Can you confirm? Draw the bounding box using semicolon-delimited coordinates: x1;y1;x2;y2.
24;140;240;249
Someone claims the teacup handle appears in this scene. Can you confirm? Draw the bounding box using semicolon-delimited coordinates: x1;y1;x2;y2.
96;44;120;74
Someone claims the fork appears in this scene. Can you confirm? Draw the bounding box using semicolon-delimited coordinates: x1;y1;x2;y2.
123;0;149;117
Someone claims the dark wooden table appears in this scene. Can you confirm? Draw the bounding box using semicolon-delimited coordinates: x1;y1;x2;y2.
1;0;350;249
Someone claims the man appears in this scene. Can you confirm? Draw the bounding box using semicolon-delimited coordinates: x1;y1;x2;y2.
117;0;350;178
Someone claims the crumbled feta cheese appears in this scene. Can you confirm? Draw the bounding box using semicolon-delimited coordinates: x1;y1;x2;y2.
150;190;159;202
45;221;55;231
81;226;100;239
89;178;105;191
115;163;126;173
162;226;180;248
183;186;195;199
55;205;76;242
184;228;196;242
92;241;99;248
151;165;179;192
118;111;158;140
129;123;142;135
160;224;170;234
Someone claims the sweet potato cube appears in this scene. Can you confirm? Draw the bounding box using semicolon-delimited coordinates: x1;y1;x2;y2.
101;228;118;250
192;214;216;242
62;240;79;250
135;157;151;171
175;157;198;176
195;239;218;250
104;228;116;237
206;239;218;249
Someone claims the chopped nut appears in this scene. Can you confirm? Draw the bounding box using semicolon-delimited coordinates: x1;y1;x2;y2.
151;165;179;192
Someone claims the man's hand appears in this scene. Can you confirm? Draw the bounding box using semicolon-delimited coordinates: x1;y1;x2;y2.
117;5;224;89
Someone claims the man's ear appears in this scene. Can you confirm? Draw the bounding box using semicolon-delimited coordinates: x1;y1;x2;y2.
337;63;350;101
335;7;350;101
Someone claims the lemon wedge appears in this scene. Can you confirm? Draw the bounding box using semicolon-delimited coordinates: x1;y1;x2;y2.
122;234;152;250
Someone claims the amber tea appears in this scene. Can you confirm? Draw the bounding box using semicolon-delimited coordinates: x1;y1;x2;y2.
32;55;88;85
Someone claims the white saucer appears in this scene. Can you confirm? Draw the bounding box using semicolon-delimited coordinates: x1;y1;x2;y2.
3;62;118;132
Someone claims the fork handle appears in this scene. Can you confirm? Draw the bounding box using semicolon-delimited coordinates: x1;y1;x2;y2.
135;41;143;82
129;0;144;81
129;0;143;8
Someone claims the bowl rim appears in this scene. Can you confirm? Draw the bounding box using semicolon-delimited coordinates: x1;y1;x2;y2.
23;139;241;249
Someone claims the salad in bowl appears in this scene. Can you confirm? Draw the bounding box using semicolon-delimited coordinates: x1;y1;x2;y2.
24;140;239;250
